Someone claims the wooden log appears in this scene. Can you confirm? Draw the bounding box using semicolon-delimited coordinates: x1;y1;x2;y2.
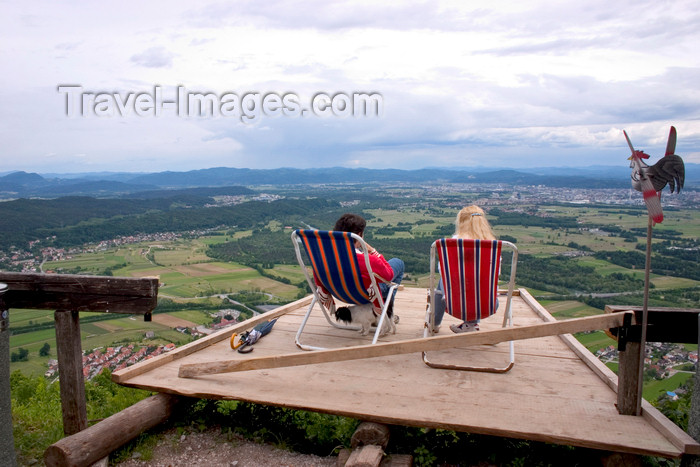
55;310;87;435
346;445;384;467
179;312;633;378
44;393;180;467
351;422;390;449
0;272;158;314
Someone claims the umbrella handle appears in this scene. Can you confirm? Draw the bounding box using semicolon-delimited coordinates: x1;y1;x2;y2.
230;333;245;349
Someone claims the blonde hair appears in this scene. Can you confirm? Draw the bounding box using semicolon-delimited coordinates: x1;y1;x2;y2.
454;205;496;240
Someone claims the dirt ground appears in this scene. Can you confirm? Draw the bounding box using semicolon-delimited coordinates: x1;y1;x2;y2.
113;427;338;467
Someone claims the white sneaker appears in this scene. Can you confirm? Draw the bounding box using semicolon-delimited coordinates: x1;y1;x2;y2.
450;322;479;333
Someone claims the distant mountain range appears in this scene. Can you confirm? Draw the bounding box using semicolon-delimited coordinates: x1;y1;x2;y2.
1;165;698;199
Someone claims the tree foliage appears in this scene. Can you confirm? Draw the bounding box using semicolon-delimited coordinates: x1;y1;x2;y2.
516;255;645;294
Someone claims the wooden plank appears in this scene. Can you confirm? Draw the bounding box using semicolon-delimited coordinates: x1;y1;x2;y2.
0;272;158;314
178;312;631;377
112;295;312;383
642;403;700;456
54;310;87;435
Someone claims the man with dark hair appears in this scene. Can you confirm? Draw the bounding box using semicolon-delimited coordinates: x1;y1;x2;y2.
333;213;404;310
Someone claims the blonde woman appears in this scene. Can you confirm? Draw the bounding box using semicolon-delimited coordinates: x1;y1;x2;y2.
432;205;497;333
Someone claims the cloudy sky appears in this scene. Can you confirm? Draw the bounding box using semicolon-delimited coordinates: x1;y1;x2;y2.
1;0;699;174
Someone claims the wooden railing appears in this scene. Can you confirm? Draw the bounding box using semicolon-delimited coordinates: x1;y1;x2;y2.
0;272;162;466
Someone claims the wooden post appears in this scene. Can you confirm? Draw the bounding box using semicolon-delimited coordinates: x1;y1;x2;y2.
617;341;643;415
44;393;180;467
54;310;88;435
0;283;17;467
682;315;700;467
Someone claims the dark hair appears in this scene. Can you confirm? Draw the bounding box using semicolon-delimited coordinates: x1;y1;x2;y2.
333;213;366;235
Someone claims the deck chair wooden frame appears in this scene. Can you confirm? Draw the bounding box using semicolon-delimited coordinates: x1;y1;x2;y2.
292;229;398;351
423;238;518;372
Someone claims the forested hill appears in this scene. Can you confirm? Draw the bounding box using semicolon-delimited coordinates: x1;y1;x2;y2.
0;193;338;251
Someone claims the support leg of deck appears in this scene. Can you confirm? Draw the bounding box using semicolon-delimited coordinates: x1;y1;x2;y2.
617;341;643;415
351;422;390;450
55;309;88;435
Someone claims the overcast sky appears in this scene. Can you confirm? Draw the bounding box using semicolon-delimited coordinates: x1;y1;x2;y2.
1;0;699;174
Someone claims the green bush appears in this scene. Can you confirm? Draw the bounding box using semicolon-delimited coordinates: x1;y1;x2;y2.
11;369;152;464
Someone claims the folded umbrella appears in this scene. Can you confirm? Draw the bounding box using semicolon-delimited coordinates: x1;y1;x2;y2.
231;318;278;353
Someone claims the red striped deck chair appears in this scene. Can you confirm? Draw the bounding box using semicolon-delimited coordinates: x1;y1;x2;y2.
423;238;518;372
292;229;398;350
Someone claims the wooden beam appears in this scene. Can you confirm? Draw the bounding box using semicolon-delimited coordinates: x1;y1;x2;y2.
0;272;158;314
55;310;87;435
605;305;700;344
44;393;180;467
178;312;633;378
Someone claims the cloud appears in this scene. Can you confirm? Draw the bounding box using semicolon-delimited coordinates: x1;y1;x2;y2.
130;46;175;68
0;0;699;173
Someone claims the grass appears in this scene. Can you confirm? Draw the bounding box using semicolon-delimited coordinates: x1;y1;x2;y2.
644;373;693;401
574;330;616;354
543;300;603;318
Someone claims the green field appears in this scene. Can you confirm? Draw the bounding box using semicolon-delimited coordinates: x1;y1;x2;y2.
574;330;617;353
644;372;693;401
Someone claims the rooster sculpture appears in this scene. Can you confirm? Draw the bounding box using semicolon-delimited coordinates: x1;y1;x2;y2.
624;126;685;224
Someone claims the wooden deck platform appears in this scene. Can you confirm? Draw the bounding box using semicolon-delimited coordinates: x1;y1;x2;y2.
113;288;700;458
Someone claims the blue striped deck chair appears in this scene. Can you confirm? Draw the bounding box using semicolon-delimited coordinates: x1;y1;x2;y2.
292;229;398;351
423;238;518;372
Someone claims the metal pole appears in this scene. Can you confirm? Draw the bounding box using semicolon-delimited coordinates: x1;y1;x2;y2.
0;282;18;466
636;217;653;415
